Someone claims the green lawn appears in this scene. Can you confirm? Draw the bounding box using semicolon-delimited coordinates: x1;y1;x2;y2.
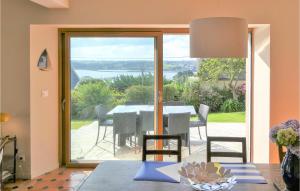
207;112;245;123
72;112;245;130
71;120;93;130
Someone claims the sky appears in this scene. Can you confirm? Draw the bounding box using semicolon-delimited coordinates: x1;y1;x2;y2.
70;35;194;61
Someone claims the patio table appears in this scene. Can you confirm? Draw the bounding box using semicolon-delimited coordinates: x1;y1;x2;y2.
79;160;280;191
107;105;197;116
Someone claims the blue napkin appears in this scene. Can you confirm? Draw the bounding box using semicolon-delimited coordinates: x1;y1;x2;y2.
134;161;179;183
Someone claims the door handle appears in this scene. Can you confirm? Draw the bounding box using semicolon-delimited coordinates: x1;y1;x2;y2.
61;98;66;111
158;91;163;103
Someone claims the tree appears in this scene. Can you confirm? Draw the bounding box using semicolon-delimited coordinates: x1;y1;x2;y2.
198;58;245;99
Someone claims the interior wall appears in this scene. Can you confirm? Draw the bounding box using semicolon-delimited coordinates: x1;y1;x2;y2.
30;26;59;178
252;26;270;163
1;0;299;178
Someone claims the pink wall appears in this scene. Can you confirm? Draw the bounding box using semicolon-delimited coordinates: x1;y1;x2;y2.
1;0;299;178
30;26;59;178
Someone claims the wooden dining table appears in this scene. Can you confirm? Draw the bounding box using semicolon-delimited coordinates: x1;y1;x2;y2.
78;161;281;191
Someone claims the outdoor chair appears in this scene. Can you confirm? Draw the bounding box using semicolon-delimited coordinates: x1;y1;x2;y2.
113;112;137;156
142;135;182;162
189;104;209;140
138;111;154;145
207;136;247;163
95;105;113;145
167;112;191;154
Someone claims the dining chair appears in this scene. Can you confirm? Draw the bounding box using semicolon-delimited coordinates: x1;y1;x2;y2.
207;136;247;163
167;112;191;154
113;112;137;156
142;135;182;162
189;104;209;140
95;105;113;145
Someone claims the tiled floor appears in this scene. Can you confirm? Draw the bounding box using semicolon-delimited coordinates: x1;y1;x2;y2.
4;168;93;191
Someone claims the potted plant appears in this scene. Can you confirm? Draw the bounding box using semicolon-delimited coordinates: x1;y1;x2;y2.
270;119;299;191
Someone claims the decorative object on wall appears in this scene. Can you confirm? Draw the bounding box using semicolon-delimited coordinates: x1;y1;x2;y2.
190;17;248;58
37;49;49;71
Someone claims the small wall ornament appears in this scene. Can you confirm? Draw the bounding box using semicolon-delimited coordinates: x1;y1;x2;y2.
37;49;49;71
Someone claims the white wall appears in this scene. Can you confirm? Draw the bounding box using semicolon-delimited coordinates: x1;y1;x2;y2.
252;26;270;163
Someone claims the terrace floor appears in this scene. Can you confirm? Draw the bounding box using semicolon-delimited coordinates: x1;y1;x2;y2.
71;122;246;162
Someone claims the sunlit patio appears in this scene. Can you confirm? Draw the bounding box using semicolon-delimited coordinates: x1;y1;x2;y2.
71;122;246;162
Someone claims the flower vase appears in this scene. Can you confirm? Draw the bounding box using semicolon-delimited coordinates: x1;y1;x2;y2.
281;149;299;191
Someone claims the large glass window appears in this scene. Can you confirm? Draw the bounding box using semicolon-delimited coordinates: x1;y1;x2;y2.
70;37;155;162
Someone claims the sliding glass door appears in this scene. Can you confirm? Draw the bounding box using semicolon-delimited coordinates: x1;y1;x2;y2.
60;29;252;166
61;31;163;165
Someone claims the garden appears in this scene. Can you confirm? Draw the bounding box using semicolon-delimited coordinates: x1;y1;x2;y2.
71;58;246;129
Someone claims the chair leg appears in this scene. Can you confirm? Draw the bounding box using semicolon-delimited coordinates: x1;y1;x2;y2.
198;126;202;140
134;133;137;154
168;140;171;157
113;133;116;156
188;132;191;155
205;125;208;139
102;126;107;140
130;136;132;146
95;124;101;145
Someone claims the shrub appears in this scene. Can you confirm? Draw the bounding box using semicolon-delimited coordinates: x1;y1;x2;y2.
125;85;154;104
181;80;224;112
71;79;114;119
221;99;243;112
163;83;180;102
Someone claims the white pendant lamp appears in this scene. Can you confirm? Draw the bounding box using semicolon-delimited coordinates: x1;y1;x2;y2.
190;17;248;58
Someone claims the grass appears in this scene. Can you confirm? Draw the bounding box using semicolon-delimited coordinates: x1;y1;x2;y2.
71;120;93;130
207;112;245;123
71;112;245;130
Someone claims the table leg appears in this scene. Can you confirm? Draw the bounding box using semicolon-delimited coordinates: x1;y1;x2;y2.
118;134;127;146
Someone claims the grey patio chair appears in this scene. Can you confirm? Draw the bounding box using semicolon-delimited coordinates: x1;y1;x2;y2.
95;105;113;145
113;112;137;156
167;112;191;154
189;104;209;140
140;111;154;134
138;111;154;146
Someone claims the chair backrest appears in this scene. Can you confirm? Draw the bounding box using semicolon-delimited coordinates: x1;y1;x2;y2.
165;101;185;106
113;112;137;135
142;135;182;162
140;111;154;132
168;112;190;135
95;105;108;122
207;136;247;163
198;104;209;123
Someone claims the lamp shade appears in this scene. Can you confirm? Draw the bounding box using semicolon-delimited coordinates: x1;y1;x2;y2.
0;113;11;122
190;17;248;58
